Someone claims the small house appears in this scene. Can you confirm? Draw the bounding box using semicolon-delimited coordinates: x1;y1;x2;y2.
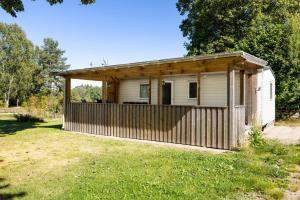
56;51;275;150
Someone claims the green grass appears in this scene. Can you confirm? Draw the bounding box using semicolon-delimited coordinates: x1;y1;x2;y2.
0;114;299;200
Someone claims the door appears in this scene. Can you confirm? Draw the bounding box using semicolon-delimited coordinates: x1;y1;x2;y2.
162;81;172;105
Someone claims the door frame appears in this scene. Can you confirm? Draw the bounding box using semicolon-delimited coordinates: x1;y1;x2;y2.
162;80;174;105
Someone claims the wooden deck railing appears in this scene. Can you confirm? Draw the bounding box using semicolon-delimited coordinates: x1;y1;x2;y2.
64;103;245;150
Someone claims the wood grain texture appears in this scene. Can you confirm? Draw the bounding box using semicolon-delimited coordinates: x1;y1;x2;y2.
64;103;245;150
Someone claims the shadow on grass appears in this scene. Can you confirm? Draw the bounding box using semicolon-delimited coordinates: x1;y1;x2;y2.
0;161;26;199
0;119;62;137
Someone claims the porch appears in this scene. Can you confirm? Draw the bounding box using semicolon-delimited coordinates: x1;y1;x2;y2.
58;52;267;150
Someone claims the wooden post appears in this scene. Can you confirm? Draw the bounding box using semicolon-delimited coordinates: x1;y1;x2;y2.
148;77;152;104
63;77;71;129
114;80;119;103
102;79;107;103
157;76;162;105
240;70;245;105
197;72;201;105
227;66;235;149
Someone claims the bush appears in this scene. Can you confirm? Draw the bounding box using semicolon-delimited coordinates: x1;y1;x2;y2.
21;95;63;119
0;100;5;108
14;114;44;123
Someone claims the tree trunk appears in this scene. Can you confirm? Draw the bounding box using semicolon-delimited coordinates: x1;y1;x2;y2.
5;76;14;108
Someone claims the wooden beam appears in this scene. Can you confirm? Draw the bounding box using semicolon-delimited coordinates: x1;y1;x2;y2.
197;72;201;105
115;80;119;103
240;70;245;105
157;76;162;105
64;77;71;104
102;79;107;103
227;65;236;149
148;77;152;104
63;77;71;129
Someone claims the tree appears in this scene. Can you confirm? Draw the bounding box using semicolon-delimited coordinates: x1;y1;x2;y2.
0;23;38;107
71;85;101;102
177;0;300;118
0;0;96;17
35;38;70;96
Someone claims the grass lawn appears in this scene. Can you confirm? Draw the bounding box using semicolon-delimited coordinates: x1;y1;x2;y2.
0;114;299;199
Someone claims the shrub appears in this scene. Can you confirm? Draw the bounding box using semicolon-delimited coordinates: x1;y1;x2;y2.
249;126;265;148
0;100;5;108
14;114;44;123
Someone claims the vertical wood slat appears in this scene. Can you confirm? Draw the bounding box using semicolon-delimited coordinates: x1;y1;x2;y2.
64;103;242;150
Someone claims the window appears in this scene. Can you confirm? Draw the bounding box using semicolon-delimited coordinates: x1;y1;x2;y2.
270;83;273;100
188;82;197;99
140;84;149;99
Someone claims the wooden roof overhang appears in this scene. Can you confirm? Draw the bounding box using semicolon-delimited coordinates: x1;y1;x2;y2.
55;51;268;81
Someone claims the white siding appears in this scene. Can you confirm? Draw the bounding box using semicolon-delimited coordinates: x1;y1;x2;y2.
163;75;198;105
200;72;240;106
261;69;275;125
118;73;240;106
118;79;149;103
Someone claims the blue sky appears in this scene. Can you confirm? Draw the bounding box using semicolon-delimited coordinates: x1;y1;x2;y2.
0;0;186;69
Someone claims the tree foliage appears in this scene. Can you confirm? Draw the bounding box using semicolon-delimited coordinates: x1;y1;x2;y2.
34;38;70;96
71;85;101;103
0;23;69;108
177;0;300;118
0;0;95;17
0;23;38;107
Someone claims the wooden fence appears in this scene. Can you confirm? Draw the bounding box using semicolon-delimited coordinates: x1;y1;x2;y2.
64;103;246;149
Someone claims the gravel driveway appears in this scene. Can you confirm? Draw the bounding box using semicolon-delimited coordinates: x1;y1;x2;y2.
264;126;300;145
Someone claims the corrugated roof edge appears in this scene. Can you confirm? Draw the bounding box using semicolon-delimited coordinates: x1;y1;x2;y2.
54;51;269;76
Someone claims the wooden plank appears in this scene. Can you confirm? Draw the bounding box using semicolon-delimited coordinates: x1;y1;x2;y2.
186;107;191;145
172;106;176;143
240;70;245;105
176;106;181;144
102;80;107;103
206;108;211;148
196;108;201;146
223;108;229;149
227;66;236;149
181;107;186;144
157;76;162;105
159;105;163;142
126;104;129;138
148;105;152;140
103;103;106;135
217;109;223;148
163;106;168;142
63;77;71;130
142;105;146;140
211;108;217;148
191;108;196;146
148;78;152;104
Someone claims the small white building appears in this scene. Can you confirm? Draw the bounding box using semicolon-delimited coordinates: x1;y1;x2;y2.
57;51;275;149
118;68;275;127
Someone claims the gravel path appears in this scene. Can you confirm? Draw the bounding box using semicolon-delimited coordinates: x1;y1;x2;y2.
264;126;300;145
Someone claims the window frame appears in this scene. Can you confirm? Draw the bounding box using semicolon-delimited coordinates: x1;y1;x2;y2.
188;81;198;99
139;83;149;99
269;82;273;100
